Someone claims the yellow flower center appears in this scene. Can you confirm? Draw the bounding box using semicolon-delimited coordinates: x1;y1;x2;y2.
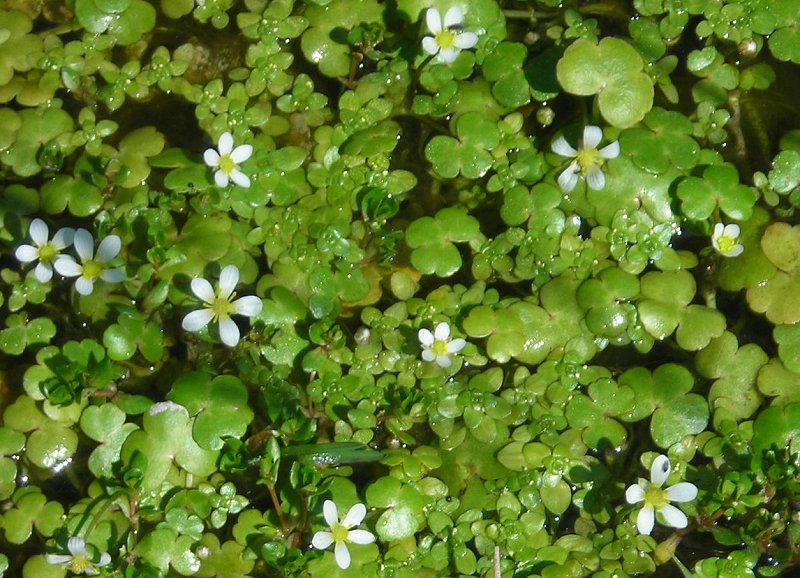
38;241;58;264
82;260;103;281
331;522;350;543
218;154;237;175
68;555;90;574
431;340;449;357
211;296;235;319
435;29;457;49
717;234;737;254
644;486;669;509
576;147;603;176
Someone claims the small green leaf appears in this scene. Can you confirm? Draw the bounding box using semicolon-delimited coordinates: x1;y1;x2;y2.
676;163;757;221
557;37;654;128
168;373;254;451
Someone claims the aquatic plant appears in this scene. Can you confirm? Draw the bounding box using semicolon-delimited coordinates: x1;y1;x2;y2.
1;0;800;577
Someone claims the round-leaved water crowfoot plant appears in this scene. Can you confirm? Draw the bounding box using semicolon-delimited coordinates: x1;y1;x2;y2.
182;264;263;347
53;229;125;296
418;321;467;368
15;218;75;283
625;454;698;535
421;7;478;64
45;536;111;576
551;125;620;192
311;500;375;570
711;222;744;257
204;131;253;188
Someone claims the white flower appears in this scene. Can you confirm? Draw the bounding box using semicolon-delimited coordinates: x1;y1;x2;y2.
551;125;620;192
625;454;698;535
45;536;111;576
421;7;478;64
54;229;125;296
418;321;467;368
311;500;375;570
711;223;744;257
15;218;75;283
204;131;253;188
182;264;263;347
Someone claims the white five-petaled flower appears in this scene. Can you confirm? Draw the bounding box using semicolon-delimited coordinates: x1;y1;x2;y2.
418;321;467;368
711;222;744;257
54;229;125;296
421;6;478;64
551;125;620;192
204;131;253;188
45;536;111;576
625;454;698;535
182;264;263;348
15;218;75;283
311;500;376;570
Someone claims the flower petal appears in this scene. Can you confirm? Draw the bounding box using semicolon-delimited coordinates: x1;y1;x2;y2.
182;308;214;332
650;455;671;486
311;530;334;550
418;328;434;346
447;338;466;353
434;322;451;341
75;276;95;295
52;227;75;250
713;222;724;239
97;552;111;567
425;8;442;34
438;47;458;63
551;136;578;157
191;277;216;303
443;5;463;28
347;529;376;545
636;504;655;535
102;268;126;284
29;218;49;246
323;500;339;527
582;125;603;149
15;244;38;263
35;262;54;283
218;132;234;155
727;244;744;257
455;32;478;49
214;170;229;188
234;295;263;317
96;235;121;262
218;265;240;298
625;483;645;504
218;317;241;347
54;256;82;277
436;355;452;368
334;541;351;570
599;140;620;160
68;537;88;556
659;503;688;528
557;165;580;192
342;503;366;528
585;166;606;190
204;148;220;168
230;169;251;188
666;482;698;503
421;349;436;362
724;224;740;238
422;36;439;56
45;554;72;565
230;144;253;163
73;229;94;262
